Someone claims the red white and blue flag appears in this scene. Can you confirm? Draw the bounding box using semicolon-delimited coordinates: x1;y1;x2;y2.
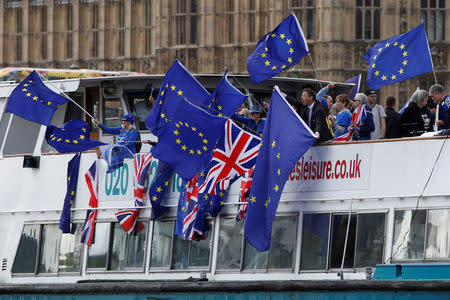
175;174;209;240
236;166;254;222
81;160;99;246
115;153;153;234
182;175;201;240
198;120;260;196
333;104;369;142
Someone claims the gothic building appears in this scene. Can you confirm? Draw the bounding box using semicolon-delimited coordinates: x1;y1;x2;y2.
0;0;448;106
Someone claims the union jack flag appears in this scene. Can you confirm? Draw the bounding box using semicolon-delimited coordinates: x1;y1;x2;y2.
115;153;153;234
175;174;208;240
236;166;254;222
198;119;260;196
333;104;369;142
81;160;98;246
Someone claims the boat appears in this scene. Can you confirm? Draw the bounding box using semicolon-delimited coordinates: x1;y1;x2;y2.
1;73;450;299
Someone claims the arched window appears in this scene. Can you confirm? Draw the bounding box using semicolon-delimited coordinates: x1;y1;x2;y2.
421;0;446;41
289;0;315;40
355;0;380;40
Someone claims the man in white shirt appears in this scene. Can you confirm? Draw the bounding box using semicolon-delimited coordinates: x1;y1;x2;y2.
366;89;386;140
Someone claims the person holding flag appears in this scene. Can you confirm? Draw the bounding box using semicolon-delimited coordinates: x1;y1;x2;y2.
93;114;140;154
348;93;374;141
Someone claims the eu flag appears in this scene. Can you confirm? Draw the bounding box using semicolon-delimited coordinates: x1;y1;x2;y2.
5;70;70;126
151;97;226;181
345;74;362;100
45;119;106;153
59;152;81;233
244;86;316;251
102;144;135;174
364;24;433;90
204;71;248;117
247;14;308;84
145;60;210;137
149;160;173;220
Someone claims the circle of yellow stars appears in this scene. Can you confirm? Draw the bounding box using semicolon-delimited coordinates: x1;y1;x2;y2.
172;120;208;156
370;41;408;82
260;32;296;72
21;80;54;107
49;126;87;144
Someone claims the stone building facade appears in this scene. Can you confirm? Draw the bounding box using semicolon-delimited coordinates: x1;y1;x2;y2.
0;0;448;106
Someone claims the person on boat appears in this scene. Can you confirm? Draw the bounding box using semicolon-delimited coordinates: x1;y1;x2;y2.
232;105;266;137
384;96;401;139
299;88;333;142
400;90;433;137
329;94;352;138
316;82;336;116
429;84;450;130
348;93;375;141
93;114;139;154
366;89;386;140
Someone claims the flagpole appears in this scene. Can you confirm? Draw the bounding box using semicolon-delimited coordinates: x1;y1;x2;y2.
37;72;96;120
229;74;268;115
307;53;324;89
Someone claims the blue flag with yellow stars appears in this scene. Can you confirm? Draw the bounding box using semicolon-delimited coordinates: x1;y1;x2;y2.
151;97;226;181
244;86;316;251
5;70;70;126
59;152;81;233
102;144;135;174
149;160;173;220
364;23;433;90
247;14;308;84
45;119;106;153
145;60;210;137
204;71;248;117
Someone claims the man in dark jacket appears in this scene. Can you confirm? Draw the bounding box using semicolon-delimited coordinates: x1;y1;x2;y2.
299;88;332;142
384;96;401;138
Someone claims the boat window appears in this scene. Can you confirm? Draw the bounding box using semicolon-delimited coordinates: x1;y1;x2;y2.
63;92;84;123
243;241;268;270
216;218;244;270
12;223;83;275
243;215;298;270
329;214;357;269
217;215;297;271
87;221;148;271
103;97;123;128
11;224;40;274
354;213;385;268
58;224;84;273
110;222;147;270
150;220;174;268
268;215;297;269
188;233;211;267
300;213;330;270
425;209;450;259
392;210;426;260
87;222;111;269
150;219;212;270
300;212;386;271
38;224;61;273
124;91;153;131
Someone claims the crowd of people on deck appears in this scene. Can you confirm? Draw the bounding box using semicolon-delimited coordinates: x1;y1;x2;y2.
94;83;449;154
234;83;449;143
